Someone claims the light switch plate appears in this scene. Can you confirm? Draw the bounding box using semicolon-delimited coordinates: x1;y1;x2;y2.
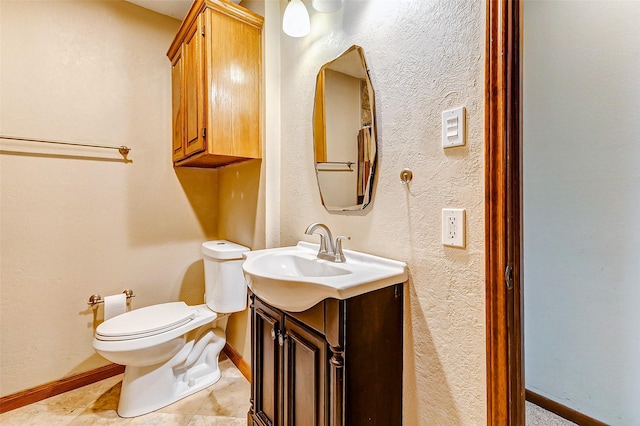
442;107;466;148
442;208;466;248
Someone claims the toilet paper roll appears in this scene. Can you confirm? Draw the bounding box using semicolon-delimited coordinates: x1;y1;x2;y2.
104;293;127;321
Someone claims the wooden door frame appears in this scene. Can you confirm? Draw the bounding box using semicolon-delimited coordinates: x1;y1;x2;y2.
485;0;524;424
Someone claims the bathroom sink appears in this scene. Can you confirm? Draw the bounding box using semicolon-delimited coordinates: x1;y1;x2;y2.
242;242;408;312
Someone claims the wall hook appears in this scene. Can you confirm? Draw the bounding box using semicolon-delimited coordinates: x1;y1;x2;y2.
400;168;413;184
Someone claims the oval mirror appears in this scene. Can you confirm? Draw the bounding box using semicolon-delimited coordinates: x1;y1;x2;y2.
313;45;377;211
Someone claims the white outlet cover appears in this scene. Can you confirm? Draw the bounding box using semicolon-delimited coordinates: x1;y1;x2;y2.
442;107;466;148
442;208;466;248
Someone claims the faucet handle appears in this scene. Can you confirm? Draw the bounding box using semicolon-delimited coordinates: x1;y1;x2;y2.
334;236;350;263
305;222;333;254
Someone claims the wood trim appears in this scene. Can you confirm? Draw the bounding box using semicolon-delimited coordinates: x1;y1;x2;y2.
223;342;251;382
0;363;124;414
485;0;524;424
167;0;263;58
485;0;508;419
313;70;327;163
526;390;608;426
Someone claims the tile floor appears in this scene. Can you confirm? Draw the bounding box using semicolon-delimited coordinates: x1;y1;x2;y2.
0;358;250;426
2;359;578;426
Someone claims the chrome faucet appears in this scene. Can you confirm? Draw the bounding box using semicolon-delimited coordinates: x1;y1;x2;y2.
304;222;350;263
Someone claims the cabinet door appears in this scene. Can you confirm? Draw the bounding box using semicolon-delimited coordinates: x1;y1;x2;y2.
183;15;206;158
205;9;262;158
252;300;283;426
283;317;328;426
170;48;184;162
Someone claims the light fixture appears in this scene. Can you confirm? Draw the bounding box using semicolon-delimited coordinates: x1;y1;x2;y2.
312;0;343;13
282;0;310;38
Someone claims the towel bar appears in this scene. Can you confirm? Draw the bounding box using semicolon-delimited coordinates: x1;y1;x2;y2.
1;135;131;158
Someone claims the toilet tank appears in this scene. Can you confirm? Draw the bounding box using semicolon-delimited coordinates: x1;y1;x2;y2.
201;240;250;313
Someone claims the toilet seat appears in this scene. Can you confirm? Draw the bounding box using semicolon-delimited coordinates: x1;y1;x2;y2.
96;302;197;341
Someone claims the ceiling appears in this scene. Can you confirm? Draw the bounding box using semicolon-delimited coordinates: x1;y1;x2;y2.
126;0;192;20
126;0;242;21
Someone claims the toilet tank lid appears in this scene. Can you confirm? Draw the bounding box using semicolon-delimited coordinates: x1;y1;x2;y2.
202;240;250;260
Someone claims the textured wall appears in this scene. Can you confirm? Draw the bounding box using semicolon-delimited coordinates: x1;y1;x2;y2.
0;1;216;396
523;1;640;423
0;2;488;422
216;0;269;364
217;159;265;361
278;0;486;423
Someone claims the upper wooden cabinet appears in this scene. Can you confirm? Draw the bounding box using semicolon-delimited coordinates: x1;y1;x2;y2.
167;0;263;168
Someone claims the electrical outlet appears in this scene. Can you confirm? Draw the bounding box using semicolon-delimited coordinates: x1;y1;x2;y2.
442;208;466;248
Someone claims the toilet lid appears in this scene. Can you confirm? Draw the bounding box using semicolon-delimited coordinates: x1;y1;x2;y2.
96;302;196;341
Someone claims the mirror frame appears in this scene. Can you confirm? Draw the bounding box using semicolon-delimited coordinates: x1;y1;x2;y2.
312;45;378;212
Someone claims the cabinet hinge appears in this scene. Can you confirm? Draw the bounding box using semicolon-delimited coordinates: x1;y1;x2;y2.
278;333;286;347
505;264;514;289
201;25;205;37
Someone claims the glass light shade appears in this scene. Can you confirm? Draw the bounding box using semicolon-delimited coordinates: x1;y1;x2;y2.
283;0;310;38
312;0;343;13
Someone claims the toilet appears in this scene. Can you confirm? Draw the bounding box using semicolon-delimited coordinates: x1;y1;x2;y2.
92;240;249;418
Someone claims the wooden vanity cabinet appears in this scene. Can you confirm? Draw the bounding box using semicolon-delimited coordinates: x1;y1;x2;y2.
167;0;263;168
250;284;404;426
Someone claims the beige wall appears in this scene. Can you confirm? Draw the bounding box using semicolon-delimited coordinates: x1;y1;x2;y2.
2;0;487;422
0;0;217;396
216;0;269;363
278;0;486;423
217;159;265;361
0;0;267;396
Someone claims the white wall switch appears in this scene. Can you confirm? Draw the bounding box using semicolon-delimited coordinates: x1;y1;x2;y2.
442;208;466;248
442;107;466;148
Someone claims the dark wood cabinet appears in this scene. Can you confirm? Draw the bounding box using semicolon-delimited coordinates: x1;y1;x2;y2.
252;300;283;425
283;316;328;425
249;283;403;426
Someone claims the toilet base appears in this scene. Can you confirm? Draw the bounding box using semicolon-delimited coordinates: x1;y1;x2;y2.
116;325;226;418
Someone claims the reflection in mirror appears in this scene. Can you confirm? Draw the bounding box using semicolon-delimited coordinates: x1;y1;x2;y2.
313;45;377;211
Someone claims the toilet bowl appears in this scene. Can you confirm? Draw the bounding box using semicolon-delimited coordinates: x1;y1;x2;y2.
92;240;249;418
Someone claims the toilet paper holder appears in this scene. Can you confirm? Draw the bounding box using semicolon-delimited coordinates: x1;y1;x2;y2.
88;289;135;307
